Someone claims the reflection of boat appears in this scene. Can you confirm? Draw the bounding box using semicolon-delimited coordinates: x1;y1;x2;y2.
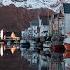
64;37;70;58
0;31;20;56
64;43;70;50
63;51;70;58
64;37;70;50
63;37;70;68
0;41;20;56
4;46;17;54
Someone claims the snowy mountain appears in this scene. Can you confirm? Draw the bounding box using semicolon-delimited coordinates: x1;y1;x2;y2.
1;0;63;13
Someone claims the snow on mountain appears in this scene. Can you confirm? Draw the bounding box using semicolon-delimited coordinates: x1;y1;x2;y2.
2;0;62;13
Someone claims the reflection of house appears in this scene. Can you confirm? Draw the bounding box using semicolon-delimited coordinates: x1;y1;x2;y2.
0;4;54;36
40;16;49;36
0;4;64;37
30;16;50;37
58;11;64;34
29;10;64;37
50;11;64;35
30;18;39;37
0;5;53;32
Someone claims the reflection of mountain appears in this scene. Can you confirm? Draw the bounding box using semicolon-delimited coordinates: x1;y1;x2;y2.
11;0;25;2
2;0;62;13
0;4;52;32
50;2;60;7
